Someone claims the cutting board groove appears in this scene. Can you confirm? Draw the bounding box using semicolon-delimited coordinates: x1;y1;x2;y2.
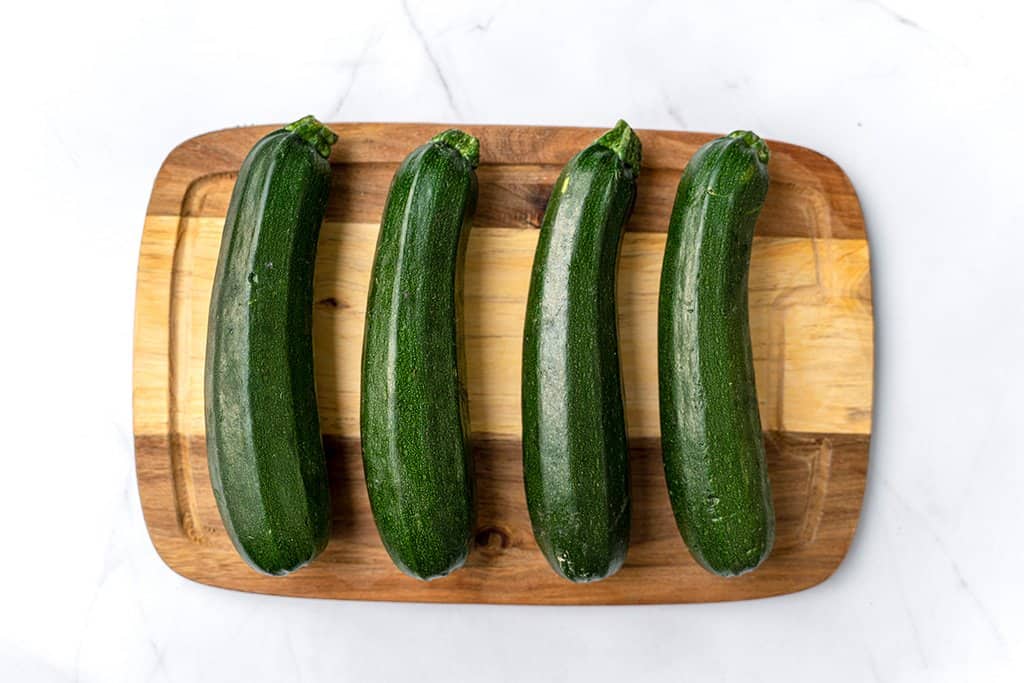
134;123;872;604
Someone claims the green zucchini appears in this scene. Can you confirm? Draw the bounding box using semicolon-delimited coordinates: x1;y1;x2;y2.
522;120;641;582
205;115;337;575
657;130;775;577
360;129;479;580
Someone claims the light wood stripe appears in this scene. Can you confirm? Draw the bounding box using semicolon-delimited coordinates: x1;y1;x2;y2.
134;218;873;438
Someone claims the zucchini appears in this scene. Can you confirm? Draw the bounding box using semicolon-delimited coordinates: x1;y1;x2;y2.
657;130;775;576
205;115;337;575
360;129;479;580
522;120;641;582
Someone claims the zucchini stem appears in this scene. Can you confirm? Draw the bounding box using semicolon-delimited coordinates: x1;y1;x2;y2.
285;115;338;159
728;130;771;164
595;120;642;175
432;129;480;168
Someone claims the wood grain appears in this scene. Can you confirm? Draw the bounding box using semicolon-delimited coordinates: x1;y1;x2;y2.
134;123;873;603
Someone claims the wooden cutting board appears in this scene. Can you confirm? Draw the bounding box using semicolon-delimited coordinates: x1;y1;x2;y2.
134;123;872;604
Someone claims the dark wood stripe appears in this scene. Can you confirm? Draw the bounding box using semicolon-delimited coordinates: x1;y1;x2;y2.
134;430;867;604
150;123;866;240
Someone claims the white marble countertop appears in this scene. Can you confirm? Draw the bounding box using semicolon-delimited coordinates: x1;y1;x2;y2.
2;0;1021;680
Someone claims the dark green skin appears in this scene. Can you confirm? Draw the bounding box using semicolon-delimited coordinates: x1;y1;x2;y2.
360;131;478;581
522;122;640;583
205;117;336;576
658;131;775;577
